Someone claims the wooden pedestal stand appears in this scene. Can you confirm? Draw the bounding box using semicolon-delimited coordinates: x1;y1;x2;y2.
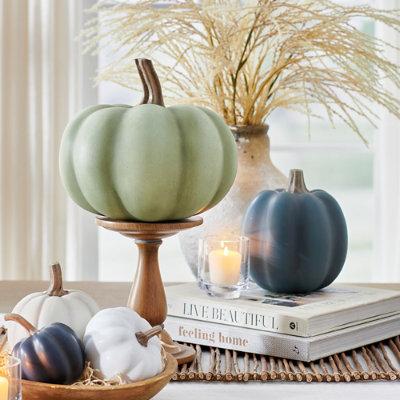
96;216;203;365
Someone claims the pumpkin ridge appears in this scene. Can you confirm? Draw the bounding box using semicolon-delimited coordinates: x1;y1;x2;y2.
62;293;97;339
163;107;189;219
12;292;42;314
297;194;333;291
109;105;178;220
195;108;225;213
69;290;99;315
60;105;111;214
20;338;43;381
7;293;45;349
197;106;237;211
269;192;297;290
33;294;50;330
50;324;84;381
167;105;233;217
35;327;75;383
108;107;142;218
167;105;233;219
64;296;82;339
80;107;134;218
312;190;347;288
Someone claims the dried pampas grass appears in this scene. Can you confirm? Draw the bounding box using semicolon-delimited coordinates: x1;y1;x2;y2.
84;0;400;143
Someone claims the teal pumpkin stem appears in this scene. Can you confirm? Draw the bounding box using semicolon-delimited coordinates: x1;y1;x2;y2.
4;313;37;336
287;169;308;193
136;58;165;107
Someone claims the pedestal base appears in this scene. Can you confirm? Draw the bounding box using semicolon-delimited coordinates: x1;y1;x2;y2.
168;344;196;365
161;331;196;365
96;216;203;365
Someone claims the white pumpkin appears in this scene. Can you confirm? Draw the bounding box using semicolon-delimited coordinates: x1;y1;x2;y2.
7;263;99;349
83;307;164;382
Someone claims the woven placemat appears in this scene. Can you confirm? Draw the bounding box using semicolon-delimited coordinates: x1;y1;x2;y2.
2;330;399;383
173;336;400;382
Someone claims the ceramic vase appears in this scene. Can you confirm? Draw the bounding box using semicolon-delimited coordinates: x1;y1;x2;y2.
179;125;287;276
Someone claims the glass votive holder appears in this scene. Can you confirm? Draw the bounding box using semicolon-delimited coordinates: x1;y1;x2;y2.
198;235;249;299
0;354;21;400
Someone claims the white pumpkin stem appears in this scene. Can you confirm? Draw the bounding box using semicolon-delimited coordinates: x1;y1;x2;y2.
135;325;163;347
4;314;37;336
46;263;68;297
287;169;308;193
136;58;165;107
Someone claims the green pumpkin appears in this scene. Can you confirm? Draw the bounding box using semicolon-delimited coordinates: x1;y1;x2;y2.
59;59;237;221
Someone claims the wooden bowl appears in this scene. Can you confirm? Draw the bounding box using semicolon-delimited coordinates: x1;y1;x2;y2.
21;353;177;400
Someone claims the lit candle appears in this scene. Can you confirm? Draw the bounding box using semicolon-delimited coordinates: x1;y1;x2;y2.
209;244;241;285
0;376;8;400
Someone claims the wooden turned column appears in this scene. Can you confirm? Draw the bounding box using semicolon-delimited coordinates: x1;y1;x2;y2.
128;239;167;326
96;216;203;365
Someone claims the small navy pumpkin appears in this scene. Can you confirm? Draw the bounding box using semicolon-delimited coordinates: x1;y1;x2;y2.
242;169;348;293
5;313;85;384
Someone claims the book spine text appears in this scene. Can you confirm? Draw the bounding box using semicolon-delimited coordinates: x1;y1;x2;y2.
167;297;309;336
165;317;309;361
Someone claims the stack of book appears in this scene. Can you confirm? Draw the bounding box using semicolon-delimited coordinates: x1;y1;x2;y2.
165;283;400;362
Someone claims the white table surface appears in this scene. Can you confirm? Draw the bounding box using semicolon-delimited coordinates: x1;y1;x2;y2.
156;381;400;400
1;280;399;399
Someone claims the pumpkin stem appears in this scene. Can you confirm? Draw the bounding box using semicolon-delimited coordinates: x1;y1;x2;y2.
137;58;165;107
135;324;163;347
46;263;68;297
4;314;37;336
287;169;308;193
135;59;150;105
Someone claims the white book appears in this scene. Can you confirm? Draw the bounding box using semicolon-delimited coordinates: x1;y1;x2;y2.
165;313;400;362
166;283;400;337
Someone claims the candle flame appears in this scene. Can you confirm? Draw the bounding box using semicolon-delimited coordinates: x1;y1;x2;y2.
223;246;229;256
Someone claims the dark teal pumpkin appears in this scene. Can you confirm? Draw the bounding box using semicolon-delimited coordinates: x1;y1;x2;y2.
5;314;84;384
241;169;347;293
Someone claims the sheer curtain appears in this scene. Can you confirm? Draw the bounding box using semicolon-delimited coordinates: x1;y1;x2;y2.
0;0;98;280
374;0;400;282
